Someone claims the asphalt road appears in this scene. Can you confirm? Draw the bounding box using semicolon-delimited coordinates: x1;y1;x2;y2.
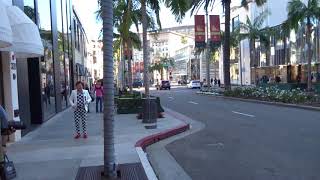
151;86;320;180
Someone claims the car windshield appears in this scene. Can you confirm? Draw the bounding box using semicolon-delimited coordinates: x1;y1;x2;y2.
193;81;200;83
162;81;169;83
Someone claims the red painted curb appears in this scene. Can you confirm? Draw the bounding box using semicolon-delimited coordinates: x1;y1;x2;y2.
135;123;190;150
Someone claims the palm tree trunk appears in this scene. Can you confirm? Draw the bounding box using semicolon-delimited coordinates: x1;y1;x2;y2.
126;40;133;94
307;17;312;91
266;44;271;66
160;68;163;80
101;0;116;177
249;39;256;84
223;0;231;90
283;36;287;64
128;56;133;93
141;0;149;97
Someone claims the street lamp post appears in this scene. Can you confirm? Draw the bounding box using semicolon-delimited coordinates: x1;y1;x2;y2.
239;41;243;86
206;9;210;87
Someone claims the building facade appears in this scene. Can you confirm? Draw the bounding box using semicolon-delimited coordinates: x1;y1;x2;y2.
88;40;103;82
219;0;320;86
148;30;195;83
0;0;88;139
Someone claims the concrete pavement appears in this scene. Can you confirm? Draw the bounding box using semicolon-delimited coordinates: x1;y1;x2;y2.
146;108;205;180
150;87;320;180
6;103;185;180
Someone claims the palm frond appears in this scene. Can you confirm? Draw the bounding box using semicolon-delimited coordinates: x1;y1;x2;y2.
129;32;142;50
190;0;206;15
165;0;190;22
287;0;307;30
253;10;269;28
147;0;162;29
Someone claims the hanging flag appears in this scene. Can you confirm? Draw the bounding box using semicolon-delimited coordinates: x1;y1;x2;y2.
210;15;221;43
194;15;206;48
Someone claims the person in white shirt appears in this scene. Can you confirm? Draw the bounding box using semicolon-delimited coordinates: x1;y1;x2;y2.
69;81;92;139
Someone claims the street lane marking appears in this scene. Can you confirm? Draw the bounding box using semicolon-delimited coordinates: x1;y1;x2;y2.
188;101;199;105
168;97;174;99
207;142;224;147
232;111;255;118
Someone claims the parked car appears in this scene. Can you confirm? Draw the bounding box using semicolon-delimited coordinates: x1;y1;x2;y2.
187;80;201;89
157;80;171;90
132;81;143;88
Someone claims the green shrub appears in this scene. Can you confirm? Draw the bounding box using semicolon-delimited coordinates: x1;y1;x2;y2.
116;95;165;114
224;86;319;104
117;98;143;114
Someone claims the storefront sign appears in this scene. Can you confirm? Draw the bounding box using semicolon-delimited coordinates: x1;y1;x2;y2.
210;15;221;42
194;15;206;48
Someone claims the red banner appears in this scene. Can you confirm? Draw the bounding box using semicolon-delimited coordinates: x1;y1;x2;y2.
194;15;205;43
210;15;221;42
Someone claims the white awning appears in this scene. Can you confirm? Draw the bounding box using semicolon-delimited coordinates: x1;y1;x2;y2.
0;4;43;58
0;0;12;48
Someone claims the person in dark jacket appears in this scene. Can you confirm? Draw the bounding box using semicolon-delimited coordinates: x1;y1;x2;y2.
84;83;91;113
0;105;16;155
218;79;221;87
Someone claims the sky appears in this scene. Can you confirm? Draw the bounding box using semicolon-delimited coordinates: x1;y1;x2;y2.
73;1;224;40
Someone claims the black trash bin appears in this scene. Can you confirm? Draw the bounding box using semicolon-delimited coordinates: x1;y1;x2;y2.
142;97;157;129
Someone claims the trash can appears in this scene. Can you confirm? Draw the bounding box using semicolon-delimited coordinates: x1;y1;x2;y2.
142;97;157;129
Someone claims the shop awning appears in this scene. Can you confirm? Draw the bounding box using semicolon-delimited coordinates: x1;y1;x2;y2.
0;0;12;48
0;3;43;58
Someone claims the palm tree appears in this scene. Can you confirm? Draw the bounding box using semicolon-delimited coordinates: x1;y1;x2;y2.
113;0;141;93
140;0;189;96
240;10;268;71
149;62;164;80
286;0;320;91
150;57;174;80
98;0;150;92
141;0;158;97
189;0;267;90
101;0;116;177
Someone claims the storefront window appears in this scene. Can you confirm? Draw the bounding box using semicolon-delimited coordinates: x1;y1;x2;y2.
0;53;4;106
56;0;67;109
62;0;71;99
38;0;56;119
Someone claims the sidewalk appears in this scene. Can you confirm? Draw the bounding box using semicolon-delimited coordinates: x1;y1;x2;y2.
6;104;185;180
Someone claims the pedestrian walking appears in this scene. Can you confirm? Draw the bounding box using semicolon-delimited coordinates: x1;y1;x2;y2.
210;78;213;85
69;81;92;139
93;80;104;113
45;85;51;105
218;79;221;87
214;78;217;86
84;83;91;113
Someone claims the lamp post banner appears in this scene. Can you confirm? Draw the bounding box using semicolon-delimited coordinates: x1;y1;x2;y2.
210;15;221;42
194;15;205;48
